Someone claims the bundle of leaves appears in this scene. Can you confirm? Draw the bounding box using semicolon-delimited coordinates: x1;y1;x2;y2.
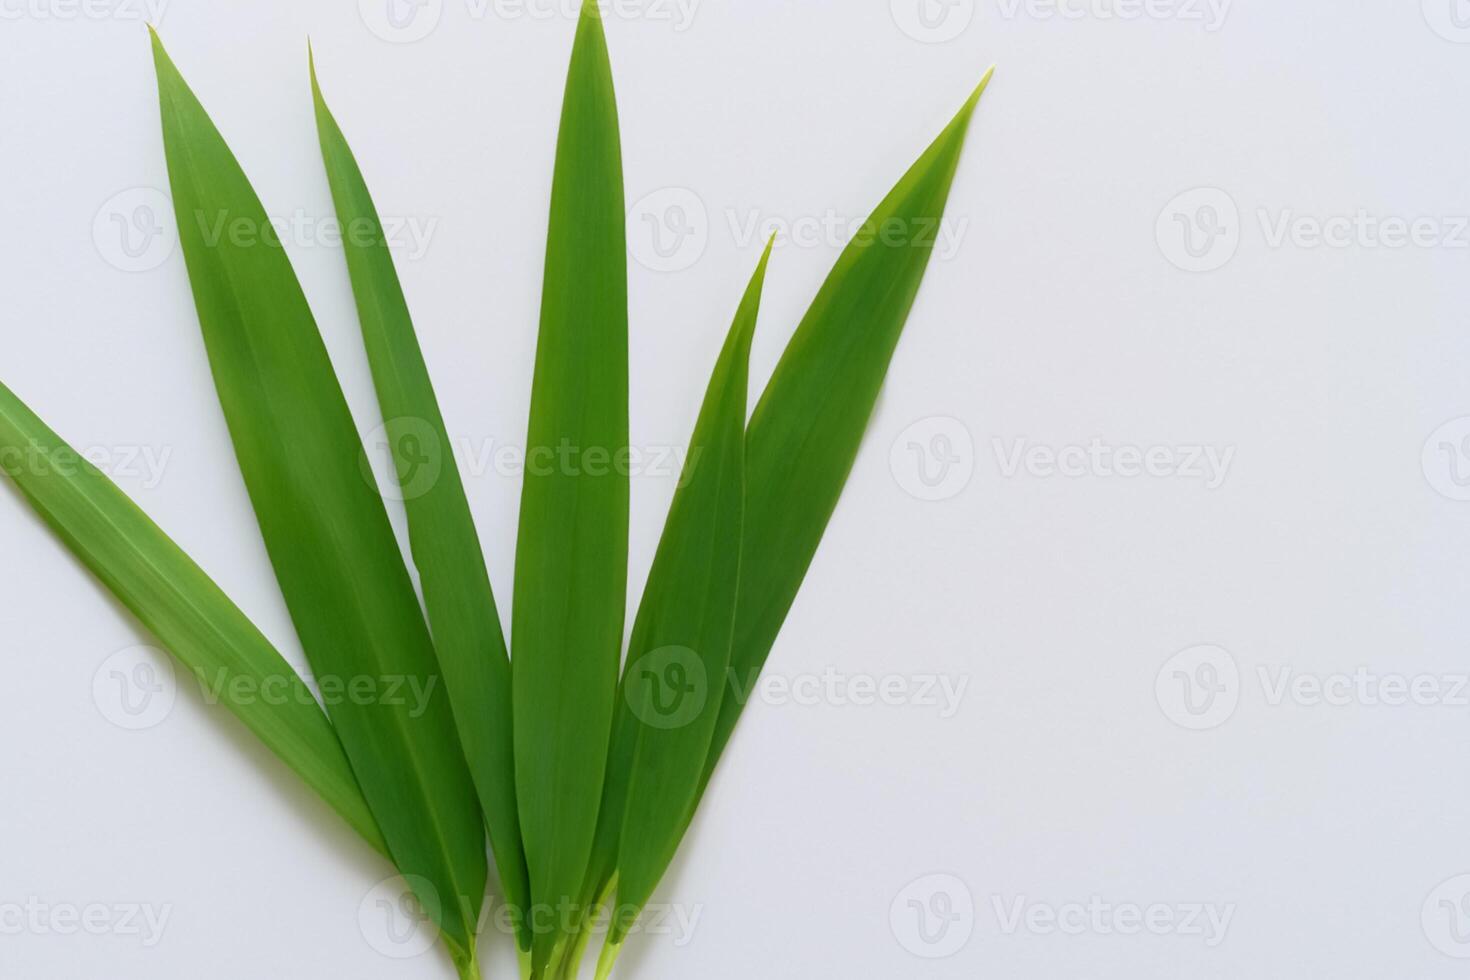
0;5;989;978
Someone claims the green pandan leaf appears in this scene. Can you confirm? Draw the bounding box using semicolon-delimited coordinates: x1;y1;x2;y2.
0;380;387;858
610;240;773;954
310;50;532;958
511;3;629;975
151;29;486;979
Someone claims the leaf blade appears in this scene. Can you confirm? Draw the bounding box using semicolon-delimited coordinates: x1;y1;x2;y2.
564;82;994;969
706;70;994;788
310;53;532;955
150;30;486;968
0;380;387;857
512;2;628;971
611;241;772;939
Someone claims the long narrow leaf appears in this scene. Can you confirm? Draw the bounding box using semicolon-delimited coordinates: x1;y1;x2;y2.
705;69;994;789
512;2;628;974
150;30;486;976
0;380;387;857
609;241;773;954
568;73;993;978
309;52;532;957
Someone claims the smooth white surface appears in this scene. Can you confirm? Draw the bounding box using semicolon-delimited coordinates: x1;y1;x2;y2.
3;1;1470;977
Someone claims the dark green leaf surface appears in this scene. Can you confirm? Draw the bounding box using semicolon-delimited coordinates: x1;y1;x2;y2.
703;70;994;792
310;52;532;955
612;241;773;943
512;2;628;973
0;380;387;857
151;30;485;974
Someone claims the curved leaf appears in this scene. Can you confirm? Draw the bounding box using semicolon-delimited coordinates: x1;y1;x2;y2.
150;30;486;976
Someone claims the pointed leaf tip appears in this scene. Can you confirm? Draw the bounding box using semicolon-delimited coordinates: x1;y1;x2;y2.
956;65;996;126
974;64;997;99
308;43;323;97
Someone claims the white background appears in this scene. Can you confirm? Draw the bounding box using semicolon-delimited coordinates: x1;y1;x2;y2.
3;0;1470;977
